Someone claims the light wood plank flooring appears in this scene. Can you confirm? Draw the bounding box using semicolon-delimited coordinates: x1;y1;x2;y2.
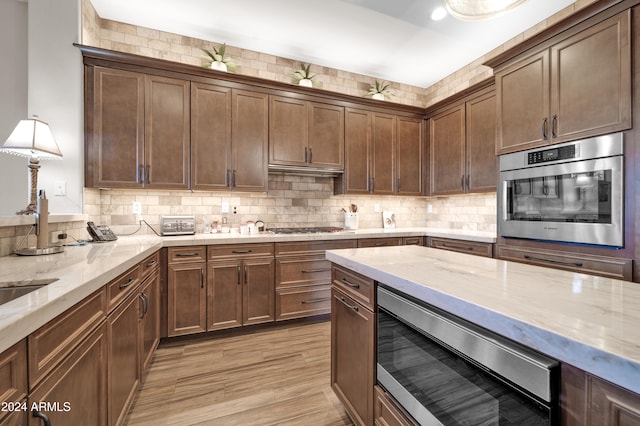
125;320;353;425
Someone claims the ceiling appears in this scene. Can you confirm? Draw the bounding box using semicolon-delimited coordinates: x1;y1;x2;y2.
89;0;576;88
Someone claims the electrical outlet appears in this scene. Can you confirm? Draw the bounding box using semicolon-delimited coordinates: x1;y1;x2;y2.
51;231;60;243
221;202;229;213
374;204;380;213
54;181;66;196
427;204;433;213
132;201;142;214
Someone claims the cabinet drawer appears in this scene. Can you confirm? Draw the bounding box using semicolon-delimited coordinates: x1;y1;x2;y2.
140;250;160;279
28;288;107;389
496;245;632;281
358;237;403;248
107;264;141;311
430;237;494;258
168;246;207;263
276;255;333;289
0;339;27;423
275;239;357;256
403;236;424;246
374;385;418;426
276;285;331;321
208;243;274;260
332;265;374;310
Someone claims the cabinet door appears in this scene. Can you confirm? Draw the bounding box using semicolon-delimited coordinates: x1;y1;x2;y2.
144;75;190;189
191;82;232;191
167;263;206;336
466;90;497;193
108;293;140;426
496;50;550;154
90;67;144;188
308;102;344;169
341;108;371;194
207;260;243;331
232;89;269;192
551;11;631;143
331;286;374;426
396;117;423;196
589;376;640;426
430;104;465;195
243;258;275;326
372;113;396;195
269;96;308;167
0;340;27;425
29;323;107;426
140;270;160;373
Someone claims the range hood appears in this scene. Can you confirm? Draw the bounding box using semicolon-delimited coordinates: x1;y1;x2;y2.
268;164;344;177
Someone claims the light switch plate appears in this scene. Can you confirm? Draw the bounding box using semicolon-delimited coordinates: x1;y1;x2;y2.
221;202;229;213
374;204;380;212
54;181;66;196
132;201;142;214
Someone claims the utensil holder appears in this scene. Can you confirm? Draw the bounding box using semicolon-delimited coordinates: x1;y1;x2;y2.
345;212;358;230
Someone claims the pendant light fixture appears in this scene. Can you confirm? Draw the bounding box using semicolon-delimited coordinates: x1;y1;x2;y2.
444;0;528;21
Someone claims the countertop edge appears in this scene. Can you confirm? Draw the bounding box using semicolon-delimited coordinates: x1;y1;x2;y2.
325;249;640;396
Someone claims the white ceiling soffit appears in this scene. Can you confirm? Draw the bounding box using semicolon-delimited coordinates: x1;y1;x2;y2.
89;0;576;88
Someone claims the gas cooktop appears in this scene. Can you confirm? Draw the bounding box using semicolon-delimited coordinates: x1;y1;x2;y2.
268;227;344;234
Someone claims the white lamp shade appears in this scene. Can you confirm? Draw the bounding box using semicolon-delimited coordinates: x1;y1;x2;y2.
444;0;527;21
1;118;62;159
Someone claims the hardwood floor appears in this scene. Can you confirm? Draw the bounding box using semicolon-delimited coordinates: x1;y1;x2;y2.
125;319;353;425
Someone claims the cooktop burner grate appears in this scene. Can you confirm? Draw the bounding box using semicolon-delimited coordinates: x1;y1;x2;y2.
268;227;345;234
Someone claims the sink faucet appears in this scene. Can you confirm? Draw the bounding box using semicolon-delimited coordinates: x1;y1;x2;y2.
36;189;49;249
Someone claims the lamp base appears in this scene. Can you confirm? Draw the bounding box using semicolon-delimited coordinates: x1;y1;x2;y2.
14;246;64;256
16;205;37;215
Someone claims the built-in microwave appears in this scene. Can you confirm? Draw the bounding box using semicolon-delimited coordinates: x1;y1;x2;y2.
498;133;624;248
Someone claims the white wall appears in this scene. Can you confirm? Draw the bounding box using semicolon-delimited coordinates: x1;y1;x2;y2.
0;0;28;214
27;0;84;213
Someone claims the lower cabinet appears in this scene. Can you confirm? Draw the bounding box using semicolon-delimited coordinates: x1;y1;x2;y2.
140;270;161;373
0;340;27;426
357;237;403;248
430;237;494;258
374;385;418;426
30;322;108;426
167;247;207;336
331;265;375;426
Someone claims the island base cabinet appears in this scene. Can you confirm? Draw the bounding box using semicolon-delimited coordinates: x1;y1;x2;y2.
0;340;27;426
331;286;374;426
29;322;107;426
374;385;418;426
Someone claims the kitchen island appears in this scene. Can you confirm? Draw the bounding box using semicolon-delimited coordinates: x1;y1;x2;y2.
326;245;640;424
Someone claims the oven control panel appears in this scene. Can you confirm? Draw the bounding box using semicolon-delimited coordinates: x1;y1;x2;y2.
527;144;576;165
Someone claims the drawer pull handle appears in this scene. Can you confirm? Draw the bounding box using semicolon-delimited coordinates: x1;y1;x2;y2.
232;250;252;254
338;296;358;312
302;268;331;273
119;276;135;289
302;297;330;304
176;253;200;257
441;243;473;251
341;278;360;289
523;254;583;268
237;265;241;285
145;259;157;267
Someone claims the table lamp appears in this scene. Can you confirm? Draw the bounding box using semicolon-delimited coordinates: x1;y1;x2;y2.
1;116;63;215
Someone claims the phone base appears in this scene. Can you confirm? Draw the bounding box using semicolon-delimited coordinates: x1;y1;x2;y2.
15;246;65;256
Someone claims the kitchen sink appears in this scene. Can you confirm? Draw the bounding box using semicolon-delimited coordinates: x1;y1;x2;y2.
0;278;59;306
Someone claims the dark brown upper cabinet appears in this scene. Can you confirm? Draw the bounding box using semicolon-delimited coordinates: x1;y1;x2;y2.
269;95;344;171
86;67;189;189
336;108;423;196
429;85;497;196
191;83;268;192
493;10;631;155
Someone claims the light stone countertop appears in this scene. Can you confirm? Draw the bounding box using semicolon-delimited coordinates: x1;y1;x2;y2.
0;227;494;354
325;245;640;395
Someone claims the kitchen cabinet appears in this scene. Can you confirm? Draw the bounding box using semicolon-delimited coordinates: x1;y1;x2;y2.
374;385;418;426
29;322;108;426
429;85;496;195
274;240;357;321
139;268;160;373
167;246;207;337
493;10;631;154
357;237;403;248
496;244;632;281
337;108;424;195
269;96;344;170
191;83;268;192
331;265;375;426
207;244;275;331
0;340;27;426
86;67;190;189
402;236;424;246
430;237;494;258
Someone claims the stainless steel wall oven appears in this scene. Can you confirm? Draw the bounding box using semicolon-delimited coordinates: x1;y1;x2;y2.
377;286;559;425
498;133;624;247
